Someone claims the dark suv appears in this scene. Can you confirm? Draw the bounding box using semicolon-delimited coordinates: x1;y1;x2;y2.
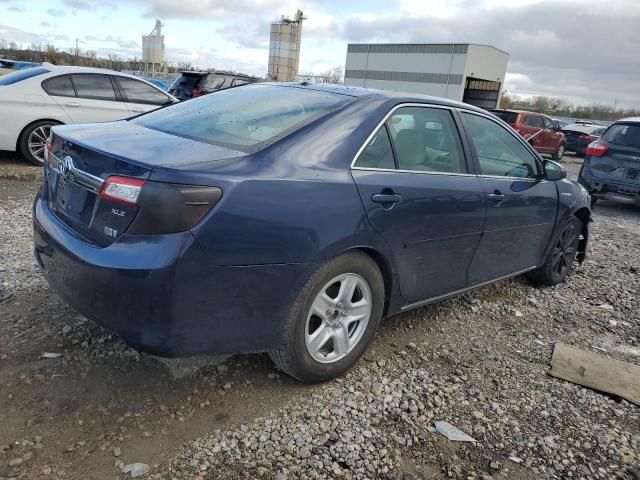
490;109;566;160
168;71;258;101
579;117;640;206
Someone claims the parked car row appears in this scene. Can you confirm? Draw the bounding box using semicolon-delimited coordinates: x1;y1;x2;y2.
34;83;591;382
0;65;178;165
561;123;606;156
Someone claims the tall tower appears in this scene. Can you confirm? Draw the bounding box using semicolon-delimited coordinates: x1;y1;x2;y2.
142;19;167;76
267;10;305;82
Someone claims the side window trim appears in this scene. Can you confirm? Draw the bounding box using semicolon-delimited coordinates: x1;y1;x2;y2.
458;109;543;180
351;102;472;176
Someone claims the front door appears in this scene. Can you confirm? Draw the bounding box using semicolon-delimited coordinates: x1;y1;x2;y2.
351;105;485;302
460;111;558;285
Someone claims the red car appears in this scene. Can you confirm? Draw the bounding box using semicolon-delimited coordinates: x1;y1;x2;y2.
490;109;566;160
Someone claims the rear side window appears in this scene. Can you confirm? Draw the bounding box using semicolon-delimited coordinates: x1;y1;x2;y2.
388;107;465;173
116;77;170;105
42;75;75;97
354;106;466;174
602;124;640;148
355;127;395;169
71;74;117;101
523;115;544;128
490;110;518;124
134;84;351;151
0;67;49;85
463;112;539;179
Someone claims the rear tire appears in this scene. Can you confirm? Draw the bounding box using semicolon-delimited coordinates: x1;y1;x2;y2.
552;143;565;161
18;120;59;166
526;217;582;286
269;251;384;383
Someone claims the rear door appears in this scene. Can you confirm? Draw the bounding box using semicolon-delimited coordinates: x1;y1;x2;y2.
460;111;557;284
62;74;130;123
114;76;173;115
351;105;485;302
522;114;547;151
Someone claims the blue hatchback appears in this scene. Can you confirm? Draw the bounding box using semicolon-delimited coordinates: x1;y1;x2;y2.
33;83;591;382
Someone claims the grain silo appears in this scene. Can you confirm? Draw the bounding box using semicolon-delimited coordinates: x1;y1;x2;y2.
142;19;167;75
267;10;305;82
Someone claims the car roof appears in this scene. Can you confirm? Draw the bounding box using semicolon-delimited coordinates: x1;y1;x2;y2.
562;124;602;133
39;64;153;80
615;117;640;124
281;82;486;112
490;108;544;116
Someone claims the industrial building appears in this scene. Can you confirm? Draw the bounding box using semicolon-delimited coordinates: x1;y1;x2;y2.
142;19;167;75
344;43;509;109
267;10;305;82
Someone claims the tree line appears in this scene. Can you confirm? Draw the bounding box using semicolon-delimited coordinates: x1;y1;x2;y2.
500;92;639;122
0;41;245;76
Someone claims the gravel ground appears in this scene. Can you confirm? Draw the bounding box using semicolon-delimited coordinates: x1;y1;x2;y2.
0;152;638;480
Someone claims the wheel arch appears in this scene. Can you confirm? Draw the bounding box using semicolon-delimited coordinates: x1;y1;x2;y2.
342;246;395;317
573;206;591;264
16;118;65;150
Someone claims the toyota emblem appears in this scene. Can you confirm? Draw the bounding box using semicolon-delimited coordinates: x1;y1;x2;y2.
60;156;74;180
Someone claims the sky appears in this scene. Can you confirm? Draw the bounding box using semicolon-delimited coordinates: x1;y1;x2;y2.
1;0;638;107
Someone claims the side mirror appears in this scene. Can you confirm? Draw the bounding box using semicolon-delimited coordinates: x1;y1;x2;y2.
543;159;567;181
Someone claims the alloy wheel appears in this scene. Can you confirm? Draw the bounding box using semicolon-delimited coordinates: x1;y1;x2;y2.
28;125;52;163
552;224;578;276
305;273;372;364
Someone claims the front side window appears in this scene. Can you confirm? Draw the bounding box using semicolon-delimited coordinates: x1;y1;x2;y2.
543;117;555;130
117;77;170;105
71;74;117;101
354;106;466;174
462;112;540;179
523;115;544;128
134;84;352;151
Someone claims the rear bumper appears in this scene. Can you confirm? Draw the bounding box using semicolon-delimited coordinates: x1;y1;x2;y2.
579;170;640;205
33;192;314;357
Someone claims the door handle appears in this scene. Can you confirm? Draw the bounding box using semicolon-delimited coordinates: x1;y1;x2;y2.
372;192;402;207
488;190;506;206
65;102;80;107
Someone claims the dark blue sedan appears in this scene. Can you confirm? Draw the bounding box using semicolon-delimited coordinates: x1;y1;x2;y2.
33;83;591;382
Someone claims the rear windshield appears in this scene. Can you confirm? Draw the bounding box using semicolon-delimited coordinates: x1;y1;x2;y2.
490;110;519;124
134;84;352;151
602;123;640;148
0;67;49;85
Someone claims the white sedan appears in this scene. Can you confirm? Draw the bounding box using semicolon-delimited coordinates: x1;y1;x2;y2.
0;65;178;165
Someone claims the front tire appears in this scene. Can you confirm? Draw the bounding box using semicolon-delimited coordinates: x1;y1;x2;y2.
19;120;58;166
269;252;384;383
552;143;565;161
526;217;582;286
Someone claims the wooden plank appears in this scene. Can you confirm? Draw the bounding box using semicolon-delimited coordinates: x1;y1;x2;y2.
548;343;640;406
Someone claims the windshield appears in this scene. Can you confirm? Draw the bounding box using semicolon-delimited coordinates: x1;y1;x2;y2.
0;67;49;85
602;123;640;148
134;84;352;151
490;110;519;124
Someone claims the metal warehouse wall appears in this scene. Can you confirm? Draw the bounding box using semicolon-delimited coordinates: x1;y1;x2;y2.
344;43;508;106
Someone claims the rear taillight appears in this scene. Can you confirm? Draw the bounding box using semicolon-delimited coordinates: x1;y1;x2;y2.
99;176;146;206
586;140;609;157
579;134;593;142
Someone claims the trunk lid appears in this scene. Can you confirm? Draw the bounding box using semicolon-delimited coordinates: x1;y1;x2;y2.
46;121;246;246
